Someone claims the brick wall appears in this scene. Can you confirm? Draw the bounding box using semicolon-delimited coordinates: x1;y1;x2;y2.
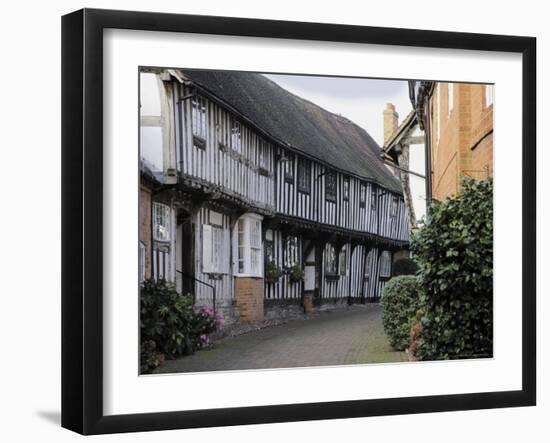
429;83;493;201
139;185;152;279
234;277;264;322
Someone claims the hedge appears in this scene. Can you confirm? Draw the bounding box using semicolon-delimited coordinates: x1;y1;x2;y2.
381;275;423;351
411;177;493;360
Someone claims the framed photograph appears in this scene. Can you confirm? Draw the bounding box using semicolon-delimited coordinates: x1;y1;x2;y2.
61;8;536;435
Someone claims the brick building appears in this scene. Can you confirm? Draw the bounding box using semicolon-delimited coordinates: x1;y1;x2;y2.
409;81;494;202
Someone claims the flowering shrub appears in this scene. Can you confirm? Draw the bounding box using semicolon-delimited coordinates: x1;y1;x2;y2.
190;305;224;349
140;279;224;373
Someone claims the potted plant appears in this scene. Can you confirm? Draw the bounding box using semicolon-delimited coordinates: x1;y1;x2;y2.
288;264;305;283
265;261;283;284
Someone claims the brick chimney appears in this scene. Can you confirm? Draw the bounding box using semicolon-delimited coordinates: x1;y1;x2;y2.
383;103;399;145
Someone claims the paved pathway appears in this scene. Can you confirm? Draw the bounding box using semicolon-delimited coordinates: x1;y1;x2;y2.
155;304;407;374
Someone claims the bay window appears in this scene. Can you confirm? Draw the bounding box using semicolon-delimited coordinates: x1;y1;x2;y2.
233;214;263;277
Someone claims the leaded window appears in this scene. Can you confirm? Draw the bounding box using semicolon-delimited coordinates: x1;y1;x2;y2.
191;96;207;145
153;202;171;242
297;158;311;194
325;172;337;202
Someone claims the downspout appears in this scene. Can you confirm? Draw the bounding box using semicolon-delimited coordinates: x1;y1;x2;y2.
424;95;433;208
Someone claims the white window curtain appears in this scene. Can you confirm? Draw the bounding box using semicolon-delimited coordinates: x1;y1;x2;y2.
233;214;263;277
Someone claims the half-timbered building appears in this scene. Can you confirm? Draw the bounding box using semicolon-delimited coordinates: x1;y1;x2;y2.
139;69;409;323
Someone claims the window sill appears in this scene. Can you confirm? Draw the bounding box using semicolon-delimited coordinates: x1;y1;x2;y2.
234;274;263;279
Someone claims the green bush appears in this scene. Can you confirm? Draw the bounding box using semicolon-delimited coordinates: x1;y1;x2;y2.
381;275;424;351
392;258;419;276
140;279;196;360
140;279;224;372
411;177;493;360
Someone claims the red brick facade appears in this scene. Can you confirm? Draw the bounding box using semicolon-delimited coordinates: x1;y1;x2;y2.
429;83;493;201
139;185;152;279
234;277;264;322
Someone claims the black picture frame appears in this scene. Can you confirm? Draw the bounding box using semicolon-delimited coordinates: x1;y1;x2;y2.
61;8;536;435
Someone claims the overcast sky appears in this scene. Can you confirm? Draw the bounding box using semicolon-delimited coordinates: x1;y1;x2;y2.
264;73;413;147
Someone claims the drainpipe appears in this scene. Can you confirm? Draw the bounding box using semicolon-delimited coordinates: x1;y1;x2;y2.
424;95;433;208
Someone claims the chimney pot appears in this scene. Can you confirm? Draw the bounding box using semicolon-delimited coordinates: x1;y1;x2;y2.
383;103;399;145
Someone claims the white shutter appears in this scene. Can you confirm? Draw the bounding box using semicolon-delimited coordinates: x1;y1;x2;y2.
202;224;213;273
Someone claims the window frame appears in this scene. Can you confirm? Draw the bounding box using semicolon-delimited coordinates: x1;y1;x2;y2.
324;243;339;278
297;157;312;194
390;195;399;217
325;171;337;202
343;177;350;201
284;235;299;268
233;213;264;278
152;202;171;242
379;250;392;279
191;95;207;145
359;182;367;208
339;245;348;276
